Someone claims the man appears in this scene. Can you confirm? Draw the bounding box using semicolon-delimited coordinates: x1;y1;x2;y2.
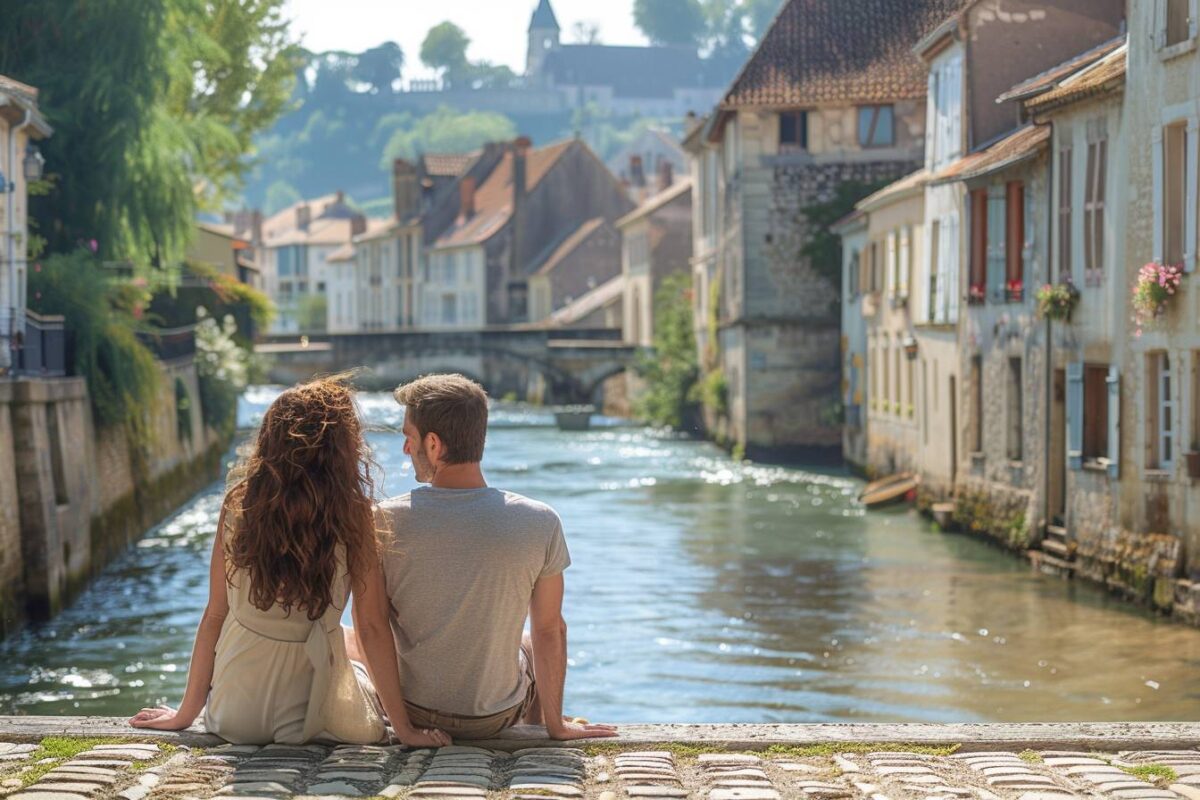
370;373;616;741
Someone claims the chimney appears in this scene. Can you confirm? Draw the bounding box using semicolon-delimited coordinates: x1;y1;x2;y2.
656;159;674;194
351;214;367;237
459;175;477;220
629;155;646;188
513;136;532;199
296;203;311;231
335;189;345;205
393;158;419;221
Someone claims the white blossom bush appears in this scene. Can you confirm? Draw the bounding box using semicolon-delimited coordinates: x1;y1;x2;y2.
195;305;252;433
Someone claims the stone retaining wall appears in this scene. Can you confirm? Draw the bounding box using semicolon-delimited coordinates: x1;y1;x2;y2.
0;358;231;637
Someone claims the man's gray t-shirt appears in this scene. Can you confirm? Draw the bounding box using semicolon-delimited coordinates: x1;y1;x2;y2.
377;487;570;716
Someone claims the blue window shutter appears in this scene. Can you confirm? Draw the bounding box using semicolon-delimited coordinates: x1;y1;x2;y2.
1107;365;1120;479
1067;362;1084;470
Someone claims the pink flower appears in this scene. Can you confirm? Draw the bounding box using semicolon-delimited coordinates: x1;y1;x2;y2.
88;239;98;253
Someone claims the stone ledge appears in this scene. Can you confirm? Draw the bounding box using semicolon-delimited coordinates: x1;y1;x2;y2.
1;718;1199;753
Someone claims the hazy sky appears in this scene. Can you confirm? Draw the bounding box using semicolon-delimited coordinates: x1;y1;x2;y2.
284;0;648;79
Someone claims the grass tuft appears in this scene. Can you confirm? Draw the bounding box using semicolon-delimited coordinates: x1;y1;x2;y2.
1018;750;1043;764
1121;765;1178;785
19;737;125;787
583;742;721;758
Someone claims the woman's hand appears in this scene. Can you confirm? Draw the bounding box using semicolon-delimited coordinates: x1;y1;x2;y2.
393;724;452;748
128;705;195;731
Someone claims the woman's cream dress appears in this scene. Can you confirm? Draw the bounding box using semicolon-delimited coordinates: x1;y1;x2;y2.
204;516;386;745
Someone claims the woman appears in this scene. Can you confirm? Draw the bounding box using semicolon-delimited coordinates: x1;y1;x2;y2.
129;377;449;747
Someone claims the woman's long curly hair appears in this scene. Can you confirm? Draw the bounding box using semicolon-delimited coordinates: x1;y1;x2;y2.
224;376;379;620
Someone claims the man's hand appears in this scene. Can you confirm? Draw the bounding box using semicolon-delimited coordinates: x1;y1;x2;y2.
393;724;452;748
546;717;618;740
128;706;195;731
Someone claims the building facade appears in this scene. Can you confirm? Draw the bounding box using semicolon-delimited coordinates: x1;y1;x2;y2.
617;178;692;348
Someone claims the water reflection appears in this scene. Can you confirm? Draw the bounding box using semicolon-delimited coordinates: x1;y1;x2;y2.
1;389;1198;721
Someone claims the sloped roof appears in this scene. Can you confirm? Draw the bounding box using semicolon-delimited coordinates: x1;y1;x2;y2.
722;0;967;108
998;35;1125;104
616;178;692;228
353;216;398;243
533;217;609;277
263;193;341;240
930;124;1049;185
857;169;929;213
326;242;356;263
544;45;719;99
548;275;625;327
421;152;478;178
0;73;52;137
530;0;560;31
1024;42;1127;115
267;217;358;247
434;140;575;250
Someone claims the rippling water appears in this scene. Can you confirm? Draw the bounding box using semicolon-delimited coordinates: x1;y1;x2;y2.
2;387;1200;722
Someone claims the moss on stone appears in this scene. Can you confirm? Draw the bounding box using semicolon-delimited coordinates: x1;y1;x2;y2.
1121;764;1177;785
764;742;960;758
20;736;128;787
1018;750;1042;763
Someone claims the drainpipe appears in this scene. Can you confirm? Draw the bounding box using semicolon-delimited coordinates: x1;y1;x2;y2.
3;107;33;373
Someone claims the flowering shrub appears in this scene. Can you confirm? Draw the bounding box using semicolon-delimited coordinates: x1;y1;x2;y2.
1132;262;1183;336
1035;281;1080;321
195;306;254;434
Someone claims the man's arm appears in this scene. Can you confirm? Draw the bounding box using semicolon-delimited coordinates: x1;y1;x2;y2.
529;573;617;740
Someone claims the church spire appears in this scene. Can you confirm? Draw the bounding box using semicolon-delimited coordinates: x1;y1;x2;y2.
529;0;560;32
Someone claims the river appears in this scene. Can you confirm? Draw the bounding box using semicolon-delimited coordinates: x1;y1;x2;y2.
1;387;1199;723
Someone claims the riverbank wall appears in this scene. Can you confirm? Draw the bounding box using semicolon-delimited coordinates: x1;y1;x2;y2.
0;357;231;638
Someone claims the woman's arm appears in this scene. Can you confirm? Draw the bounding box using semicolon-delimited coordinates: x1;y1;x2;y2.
129;503;231;731
351;557;450;747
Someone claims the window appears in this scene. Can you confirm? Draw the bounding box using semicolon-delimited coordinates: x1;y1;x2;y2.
858;105;895;148
1165;0;1191;47
906;355;914;418
929;56;962;168
440;294;457;325
1058;147;1073;282
849;250;860;298
1008;357;1023;461
886;232;897;298
894;346;902;413
928;219;940;321
1084;132;1108;284
869;241;880;292
986;186;1007;302
1163;123;1188;266
971;356;983;453
882;342;891;414
1148;352;1176;469
779;111;808;149
899;225;912;301
1083;365;1110;463
870;341;879;411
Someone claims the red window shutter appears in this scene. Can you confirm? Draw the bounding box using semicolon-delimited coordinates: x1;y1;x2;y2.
1006;181;1025;286
970;188;988;291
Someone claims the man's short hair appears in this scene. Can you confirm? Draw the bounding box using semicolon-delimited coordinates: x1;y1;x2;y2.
394;374;489;464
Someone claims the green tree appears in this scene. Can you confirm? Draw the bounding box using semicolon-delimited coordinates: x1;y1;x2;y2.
420;22;471;84
635;272;699;430
0;0;299;268
633;0;706;48
702;0;751;57
800;178;891;298
379;106;516;167
354;41;404;94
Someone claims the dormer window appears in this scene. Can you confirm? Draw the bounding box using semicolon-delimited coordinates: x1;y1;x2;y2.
779;111;808;150
858;105;895;148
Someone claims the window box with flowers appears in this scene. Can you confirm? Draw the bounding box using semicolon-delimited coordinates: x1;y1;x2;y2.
1035;280;1080;322
1005;279;1024;303
1132;262;1184;336
968;285;986;306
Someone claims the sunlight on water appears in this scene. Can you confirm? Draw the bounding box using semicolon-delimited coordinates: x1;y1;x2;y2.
1;388;1199;722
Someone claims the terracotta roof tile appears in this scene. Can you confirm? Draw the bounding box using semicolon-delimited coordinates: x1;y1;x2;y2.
998;35;1124;104
1024;43;1126;114
434;140;575;249
723;0;968;108
422;152;479;177
931;124;1049;185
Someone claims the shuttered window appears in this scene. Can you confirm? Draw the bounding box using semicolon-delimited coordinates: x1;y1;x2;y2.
1006;181;1025;298
986;187;1007;302
1164;123;1188;266
1084;136;1107;284
1058;147;1073;282
969;189;987;300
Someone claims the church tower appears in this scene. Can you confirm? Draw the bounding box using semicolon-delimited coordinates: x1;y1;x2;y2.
526;0;560;80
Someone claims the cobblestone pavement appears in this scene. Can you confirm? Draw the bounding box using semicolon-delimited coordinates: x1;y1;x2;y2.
2;741;1200;800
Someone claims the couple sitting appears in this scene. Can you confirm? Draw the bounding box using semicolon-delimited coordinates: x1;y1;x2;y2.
128;373;616;746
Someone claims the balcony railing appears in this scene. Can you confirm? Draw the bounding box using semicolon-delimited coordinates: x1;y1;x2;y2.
14;310;69;377
137;324;197;362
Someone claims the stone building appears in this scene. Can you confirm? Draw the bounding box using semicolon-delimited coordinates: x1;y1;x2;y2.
524;0;728;120
424;137;632;329
685;0;956;461
616;173;692;348
0;74;51;375
527;218;622;325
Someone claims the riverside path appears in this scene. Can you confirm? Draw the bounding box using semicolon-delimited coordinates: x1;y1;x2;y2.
1;721;1200;800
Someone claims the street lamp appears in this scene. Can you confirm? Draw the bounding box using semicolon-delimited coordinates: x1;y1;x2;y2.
23;144;44;182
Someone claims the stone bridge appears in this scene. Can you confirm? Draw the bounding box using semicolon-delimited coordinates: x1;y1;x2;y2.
256;327;640;404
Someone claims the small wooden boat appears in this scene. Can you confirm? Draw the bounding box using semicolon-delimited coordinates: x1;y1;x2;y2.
858;472;919;508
